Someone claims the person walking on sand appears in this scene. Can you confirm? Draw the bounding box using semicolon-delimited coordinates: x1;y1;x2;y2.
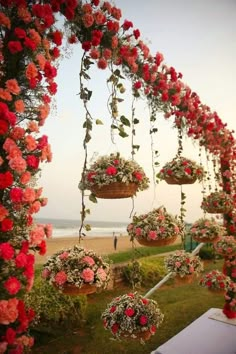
113;234;118;250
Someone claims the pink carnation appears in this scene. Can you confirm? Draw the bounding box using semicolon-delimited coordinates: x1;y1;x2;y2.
22;187;36;203
149;230;157;240
135;227;142;236
54;271;67;285
29;225;45;246
44;223;52;238
59;251;69;260
124;308;135;317
81;268;94;282
0;298;19;325
97;268;107;281
9;156;27;173
82;256;95;266
41;268;51;279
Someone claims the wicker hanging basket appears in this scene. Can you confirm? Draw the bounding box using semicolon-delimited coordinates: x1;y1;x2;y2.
204;206;232;214
121;330;152;341
91;182;138;199
136;235;178;247
175;273;195;285
54;283;97;296
192;235;220;243
164;176;197;185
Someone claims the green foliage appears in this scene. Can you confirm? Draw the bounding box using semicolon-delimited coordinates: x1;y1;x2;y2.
199;244;221;260
123;256;166;287
24;275;87;328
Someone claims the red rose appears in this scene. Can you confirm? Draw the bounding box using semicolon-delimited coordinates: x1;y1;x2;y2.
82;41;91;51
133;171;143;181
106;166;117;175
0;171;13;189
8;41;23;54
1;218;13;231
133;29;140;39
14;27;26;39
134;81;142;89
139;315;148;325
24;37;37;51
15;252;28;268
0;242;14;260
26;155;39;169
0;119;9;135
10;187;23;202
111;323;119;334
124;308;135;317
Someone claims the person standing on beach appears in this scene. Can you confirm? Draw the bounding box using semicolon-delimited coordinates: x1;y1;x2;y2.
113;234;118;250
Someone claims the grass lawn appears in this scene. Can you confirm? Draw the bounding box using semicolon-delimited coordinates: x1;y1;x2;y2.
31;258;224;354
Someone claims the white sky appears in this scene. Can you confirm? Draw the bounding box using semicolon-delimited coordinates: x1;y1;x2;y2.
37;0;236;223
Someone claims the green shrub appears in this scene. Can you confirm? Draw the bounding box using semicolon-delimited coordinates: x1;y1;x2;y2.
24;275;87;329
199;244;218;260
123;256;166;287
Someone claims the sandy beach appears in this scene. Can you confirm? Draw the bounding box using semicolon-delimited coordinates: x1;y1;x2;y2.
35;235;139;264
35;234;181;264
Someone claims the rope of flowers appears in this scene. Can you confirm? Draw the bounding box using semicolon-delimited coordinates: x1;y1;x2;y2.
42;245;111;296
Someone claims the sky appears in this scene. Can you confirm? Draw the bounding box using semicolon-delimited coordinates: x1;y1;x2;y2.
37;0;236;224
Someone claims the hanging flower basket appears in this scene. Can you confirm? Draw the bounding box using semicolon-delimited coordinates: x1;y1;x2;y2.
199;270;232;293
201;191;234;214
214;236;236;258
42;246;111;296
189;217;226;243
127;206;184;247
90;182;138;199
157;156;205;185
101;292;164;341
164;250;203;284
79;153;149;199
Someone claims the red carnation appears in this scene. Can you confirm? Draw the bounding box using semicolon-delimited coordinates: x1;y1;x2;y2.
10;187;23;202
8;41;23;54
82;41;91;51
124;308;135;317
0;242;14;260
44;62;57;79
52;30;63;46
97;58;108;70
184;167;192;175
24;37;37;51
4;276;21;295
223;303;236;319
133;171;143;181
134;81;142;89
133;29;140;39
14;27;26;39
38;240;46;255
111;323;119;334
139;315;148;325
106;166;117;175
26;155;39;169
87;171;96;182
1;218;13;232
0;171;13;189
0;119;9;135
15;252;28;268
47;81;57;95
123;20;133;31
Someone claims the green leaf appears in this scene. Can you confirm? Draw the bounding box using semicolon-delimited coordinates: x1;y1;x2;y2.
89;194;97;203
95;119;103;125
119;130;129;138
120;115;130;127
132;145;140;151
85;224;91;231
133;118;139;124
111;124;118;129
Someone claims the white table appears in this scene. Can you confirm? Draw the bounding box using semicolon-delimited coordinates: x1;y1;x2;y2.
151;308;236;354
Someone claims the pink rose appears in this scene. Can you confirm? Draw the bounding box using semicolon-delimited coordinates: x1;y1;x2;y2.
149;230;157;240
82;256;95;266
81;268;94;282
54;271;67;285
0;298;19;325
97;268;107;281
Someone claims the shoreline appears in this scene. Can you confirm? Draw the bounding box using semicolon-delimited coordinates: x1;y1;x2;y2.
35;234;181;265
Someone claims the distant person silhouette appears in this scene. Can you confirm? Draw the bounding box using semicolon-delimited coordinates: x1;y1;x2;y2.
114;235;118;250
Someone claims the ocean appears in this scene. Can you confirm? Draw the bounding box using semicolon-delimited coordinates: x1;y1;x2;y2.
35;217;128;238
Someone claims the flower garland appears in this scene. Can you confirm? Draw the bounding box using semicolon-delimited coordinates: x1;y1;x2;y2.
0;0;235;351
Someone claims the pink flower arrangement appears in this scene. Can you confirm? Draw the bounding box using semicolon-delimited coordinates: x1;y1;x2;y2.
79;152;149;194
201;191;234;214
199;270;233;292
164;251;204;278
189;217;226;242
101;292;164;340
214;236;236;258
42;245;111;291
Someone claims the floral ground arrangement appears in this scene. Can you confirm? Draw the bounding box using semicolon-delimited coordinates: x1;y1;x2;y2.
42;246;111;295
79;153;149;199
157;156;205;184
101;292;164;341
164;250;204;278
189;217;226;243
127;206;184;246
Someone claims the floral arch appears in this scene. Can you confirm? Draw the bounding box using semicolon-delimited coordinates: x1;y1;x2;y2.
0;0;235;352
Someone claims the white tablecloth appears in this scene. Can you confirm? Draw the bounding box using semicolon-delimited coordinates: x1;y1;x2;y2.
151;308;236;354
